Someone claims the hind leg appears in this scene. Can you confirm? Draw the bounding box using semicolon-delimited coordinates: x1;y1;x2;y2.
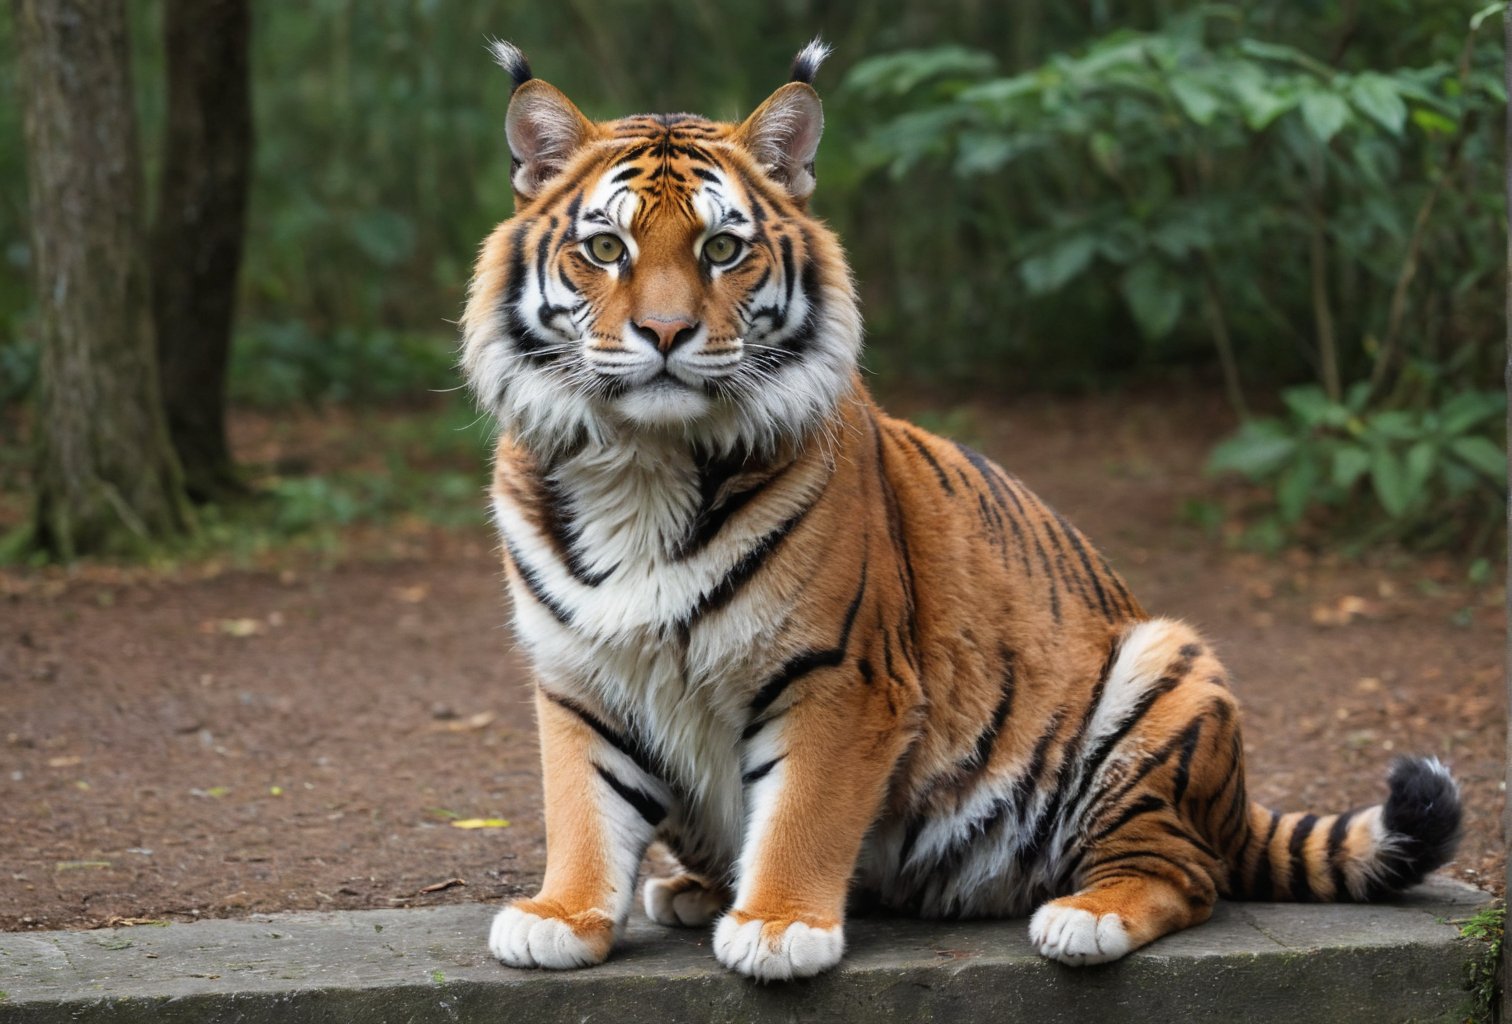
644;872;729;927
1030;869;1214;965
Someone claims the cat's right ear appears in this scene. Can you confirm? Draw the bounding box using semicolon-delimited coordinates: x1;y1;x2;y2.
492;41;596;199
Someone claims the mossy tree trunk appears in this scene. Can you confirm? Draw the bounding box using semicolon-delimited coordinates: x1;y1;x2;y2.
15;0;192;558
151;0;253;503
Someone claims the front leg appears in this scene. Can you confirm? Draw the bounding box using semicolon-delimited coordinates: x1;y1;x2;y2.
490;687;668;969
715;664;913;981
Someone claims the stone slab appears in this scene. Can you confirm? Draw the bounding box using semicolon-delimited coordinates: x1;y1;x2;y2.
0;879;1491;1023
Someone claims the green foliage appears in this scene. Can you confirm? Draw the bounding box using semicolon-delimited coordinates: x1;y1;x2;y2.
845;5;1502;391
1208;384;1505;548
1460;902;1503;1024
846;4;1504;546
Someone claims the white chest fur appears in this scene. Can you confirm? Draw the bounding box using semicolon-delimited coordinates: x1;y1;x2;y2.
492;435;822;864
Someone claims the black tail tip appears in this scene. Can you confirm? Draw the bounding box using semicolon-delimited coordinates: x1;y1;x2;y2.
1382;756;1463;885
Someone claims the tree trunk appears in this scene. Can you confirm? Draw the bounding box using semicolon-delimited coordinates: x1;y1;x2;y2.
15;0;191;558
1502;6;1511;1022
151;0;253;502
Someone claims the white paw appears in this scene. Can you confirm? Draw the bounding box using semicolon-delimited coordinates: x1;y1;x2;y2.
488;905;610;970
713;913;844;980
1028;903;1132;966
644;876;725;927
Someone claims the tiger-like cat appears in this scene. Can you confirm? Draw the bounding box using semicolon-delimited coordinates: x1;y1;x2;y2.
460;40;1462;980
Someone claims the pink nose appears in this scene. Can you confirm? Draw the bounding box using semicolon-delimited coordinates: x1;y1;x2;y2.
633;316;699;354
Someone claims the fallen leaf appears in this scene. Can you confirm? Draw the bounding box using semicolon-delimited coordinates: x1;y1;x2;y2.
394;585;430;603
418;878;467;894
46;756;81;768
450;818;511;830
101;917;169;928
55;860;113;872
431;711;495;734
217;618;265;638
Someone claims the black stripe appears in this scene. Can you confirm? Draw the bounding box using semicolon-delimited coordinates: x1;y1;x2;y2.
1088;792;1166;845
1288;813;1320;901
1250;810;1281;900
503;541;573;626
1326;809;1360;900
895;428;954;495
1155;818;1220;861
779;236;796;305
541;689;662;782
1051;510;1114;619
594;764;666;827
1170;719;1204;807
688;499;816;623
1085;846;1204;890
742;757;783;786
748;561;868;718
539;476;615;586
960;650;1016;773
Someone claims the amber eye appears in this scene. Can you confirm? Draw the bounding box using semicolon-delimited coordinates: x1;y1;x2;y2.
702;233;743;265
586;234;625;264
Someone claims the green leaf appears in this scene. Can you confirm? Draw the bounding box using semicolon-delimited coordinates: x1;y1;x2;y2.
1370;447;1410;518
1367;410;1420;441
1119;262;1184;339
1331;446;1371;489
1448;435;1506;480
1281;385;1337;428
1169;74;1221;125
1229;67;1297;131
1348;73;1407;135
1438;391;1504;436
1019;234;1097;294
1470;2;1503;31
1404;440;1437;494
1208;421;1297;478
1276;456;1319;524
1300;90;1350;144
1410;108;1458;135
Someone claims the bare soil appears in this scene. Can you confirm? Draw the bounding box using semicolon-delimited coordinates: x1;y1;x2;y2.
0;391;1503;931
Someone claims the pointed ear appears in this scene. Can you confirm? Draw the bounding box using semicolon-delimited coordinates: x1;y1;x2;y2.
505;79;596;199
733;82;824;200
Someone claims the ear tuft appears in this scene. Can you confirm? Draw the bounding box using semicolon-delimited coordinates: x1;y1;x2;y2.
789;38;832;85
734;83;824;200
487;39;534;94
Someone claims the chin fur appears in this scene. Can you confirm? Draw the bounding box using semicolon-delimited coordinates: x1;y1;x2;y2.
615;382;714;426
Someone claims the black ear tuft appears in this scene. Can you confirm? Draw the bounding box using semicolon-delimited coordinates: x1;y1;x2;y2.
789;38;832;85
488;39;534;94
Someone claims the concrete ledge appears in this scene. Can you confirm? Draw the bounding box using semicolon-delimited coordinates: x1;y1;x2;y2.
0;880;1490;1023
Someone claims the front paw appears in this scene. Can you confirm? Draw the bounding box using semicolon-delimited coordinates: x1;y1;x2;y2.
488;899;615;970
713;910;844;980
644;873;728;927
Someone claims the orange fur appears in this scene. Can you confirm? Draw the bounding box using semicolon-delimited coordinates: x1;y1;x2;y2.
468;44;1460;977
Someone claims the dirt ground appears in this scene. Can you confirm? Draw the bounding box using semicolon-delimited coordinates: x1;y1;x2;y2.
0;391;1504;932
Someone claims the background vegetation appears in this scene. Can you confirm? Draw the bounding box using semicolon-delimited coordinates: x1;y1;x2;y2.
0;0;1504;553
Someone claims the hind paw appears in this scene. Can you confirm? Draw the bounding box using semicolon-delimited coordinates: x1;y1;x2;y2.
1029;902;1132;966
644;873;727;927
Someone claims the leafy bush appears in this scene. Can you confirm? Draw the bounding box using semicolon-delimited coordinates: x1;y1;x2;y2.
844;5;1504;407
1209;385;1505;549
844;4;1505;547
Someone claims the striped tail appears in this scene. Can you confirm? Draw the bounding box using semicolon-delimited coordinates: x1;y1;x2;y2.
1227;756;1462;902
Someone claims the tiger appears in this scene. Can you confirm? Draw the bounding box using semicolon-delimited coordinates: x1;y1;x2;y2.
459;39;1463;980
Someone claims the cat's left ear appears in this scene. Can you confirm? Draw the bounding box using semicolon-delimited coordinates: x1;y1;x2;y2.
733;40;831;201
